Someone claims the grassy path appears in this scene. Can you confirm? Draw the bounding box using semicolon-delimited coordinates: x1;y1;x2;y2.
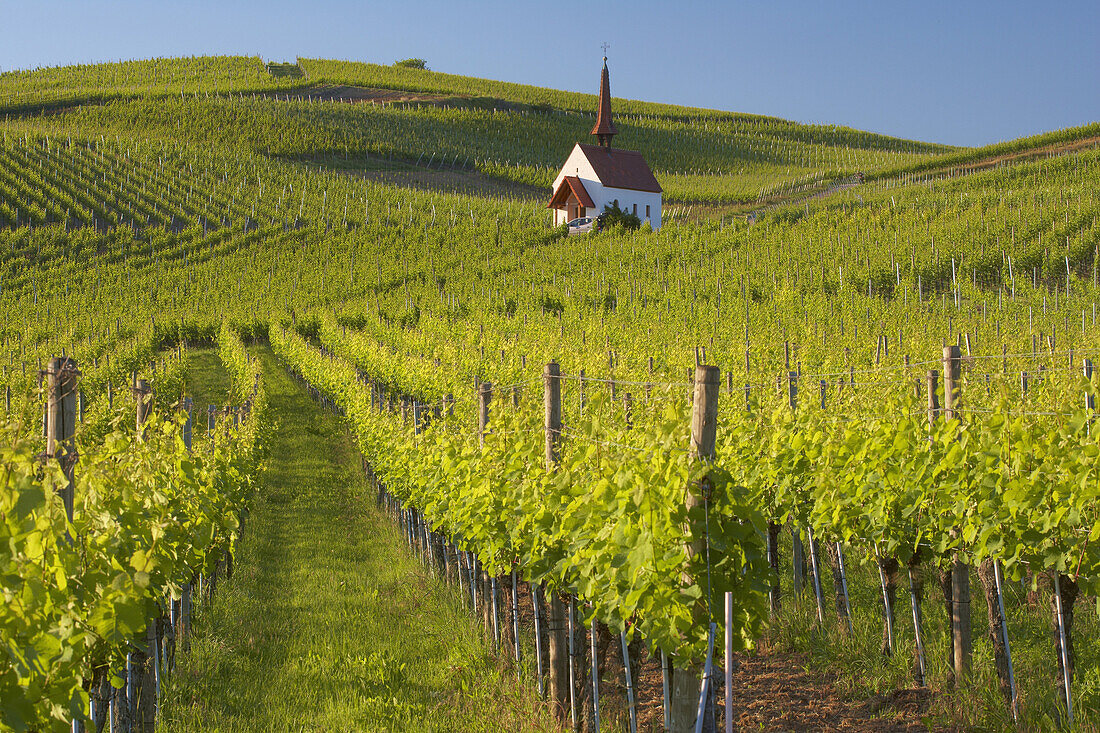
183;348;232;438
160;346;558;733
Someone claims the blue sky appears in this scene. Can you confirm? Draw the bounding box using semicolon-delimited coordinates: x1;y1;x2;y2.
2;1;1097;147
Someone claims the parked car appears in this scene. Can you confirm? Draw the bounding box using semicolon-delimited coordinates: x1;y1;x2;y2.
566;215;604;235
566;217;595;235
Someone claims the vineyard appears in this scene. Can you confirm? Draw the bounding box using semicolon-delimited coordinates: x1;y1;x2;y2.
3;55;1100;733
1;55;956;205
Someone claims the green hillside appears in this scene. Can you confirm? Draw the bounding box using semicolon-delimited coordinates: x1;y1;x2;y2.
2;55;954;204
0;55;298;110
5;55;1100;733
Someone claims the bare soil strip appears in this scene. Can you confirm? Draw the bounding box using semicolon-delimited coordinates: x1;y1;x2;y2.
268;83;455;105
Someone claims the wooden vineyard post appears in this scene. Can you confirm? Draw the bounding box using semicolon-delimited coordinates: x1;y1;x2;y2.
787;370;805;598
970;366;1019;715
909;370;939;687
415;402;445;576
543;362;570;721
544;364;561;467
180;397;194;657
1047;358;1096;723
135;379;152;433
1085;358;1096;429
670;364;719;733
45;356;80;524
49;356;88;733
478;382;491;447
511;568;521;668
806;381;827;627
39;358;46;439
926;371;939;429
578;369;586;416
477;383;493;635
943;345;972;682
754;372;776;615
133;379;156;731
182;397;193;451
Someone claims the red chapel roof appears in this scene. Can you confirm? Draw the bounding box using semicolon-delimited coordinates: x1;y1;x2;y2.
576;144;662;194
547;175;596;209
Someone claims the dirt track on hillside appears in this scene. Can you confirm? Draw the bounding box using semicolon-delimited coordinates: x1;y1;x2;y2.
267;84;454;105
925;135;1100;176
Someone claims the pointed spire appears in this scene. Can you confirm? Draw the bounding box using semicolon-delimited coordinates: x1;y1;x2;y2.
591;56;617;148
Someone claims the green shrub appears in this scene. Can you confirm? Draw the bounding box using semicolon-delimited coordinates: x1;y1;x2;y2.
601;201;641;230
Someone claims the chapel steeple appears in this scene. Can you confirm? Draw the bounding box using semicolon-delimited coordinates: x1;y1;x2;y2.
590;56;618;149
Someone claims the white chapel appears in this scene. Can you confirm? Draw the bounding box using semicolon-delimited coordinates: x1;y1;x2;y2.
548;58;662;230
